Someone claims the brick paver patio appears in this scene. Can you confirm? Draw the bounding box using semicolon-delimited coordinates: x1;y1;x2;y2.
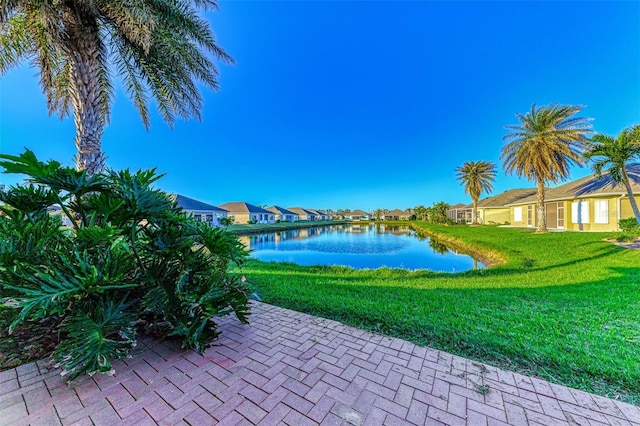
1;301;639;425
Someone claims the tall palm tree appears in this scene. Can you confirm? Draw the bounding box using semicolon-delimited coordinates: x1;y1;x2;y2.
455;161;497;224
584;125;640;226
0;1;232;174
501;104;592;232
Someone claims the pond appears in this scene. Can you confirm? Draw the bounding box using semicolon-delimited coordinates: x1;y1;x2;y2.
239;224;484;272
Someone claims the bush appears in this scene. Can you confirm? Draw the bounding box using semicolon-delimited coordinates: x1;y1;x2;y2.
619;217;639;234
0;150;250;380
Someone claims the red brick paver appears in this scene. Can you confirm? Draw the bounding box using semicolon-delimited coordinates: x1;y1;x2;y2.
1;302;639;425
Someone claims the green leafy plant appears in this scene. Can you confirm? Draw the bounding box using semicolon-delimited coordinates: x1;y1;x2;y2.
619;218;639;234
0;150;249;380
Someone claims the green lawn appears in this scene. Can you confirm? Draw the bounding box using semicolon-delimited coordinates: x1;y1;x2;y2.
228;220;345;235
241;223;640;404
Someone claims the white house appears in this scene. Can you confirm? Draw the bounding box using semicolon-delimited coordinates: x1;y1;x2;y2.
174;194;228;227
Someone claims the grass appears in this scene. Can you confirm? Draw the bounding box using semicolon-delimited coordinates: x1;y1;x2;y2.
228;220;346;235
240;223;640;404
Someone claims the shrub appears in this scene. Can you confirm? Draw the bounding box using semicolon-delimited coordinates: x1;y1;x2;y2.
0;150;250;380
619;217;639;234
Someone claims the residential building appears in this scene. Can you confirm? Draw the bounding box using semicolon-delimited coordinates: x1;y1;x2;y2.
344;210;372;221
383;209;411;221
266;206;299;222
173;194;228;227
288;207;318;221
447;203;473;224
220;202;276;224
507;165;640;231
474;188;537;224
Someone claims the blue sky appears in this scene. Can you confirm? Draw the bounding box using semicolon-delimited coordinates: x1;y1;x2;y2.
1;0;639;211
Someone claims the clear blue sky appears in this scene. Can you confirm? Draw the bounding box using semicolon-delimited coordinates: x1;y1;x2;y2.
1;1;639;211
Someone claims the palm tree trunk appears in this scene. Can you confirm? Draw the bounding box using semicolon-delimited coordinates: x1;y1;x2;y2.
536;178;547;233
622;168;640;226
472;198;478;224
65;18;108;175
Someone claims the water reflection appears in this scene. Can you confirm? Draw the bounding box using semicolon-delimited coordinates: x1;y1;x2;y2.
244;224;483;272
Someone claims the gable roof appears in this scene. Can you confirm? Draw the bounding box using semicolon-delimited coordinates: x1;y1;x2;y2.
266;206;298;216
475;188;537;208
173;194;227;212
349;209;371;216
219;202;274;214
387;209;409;216
448;203;469;210
509;164;640;206
288;207;317;216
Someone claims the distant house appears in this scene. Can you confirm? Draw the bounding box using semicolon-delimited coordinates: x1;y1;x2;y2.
446;203;473;224
507;165;640;231
309;209;331;221
288;207;317;221
266;206;299;222
345;209;372;221
473;188;537;224
47;205;75;227
384;209;411;221
220;202;276;224
173;194;228;227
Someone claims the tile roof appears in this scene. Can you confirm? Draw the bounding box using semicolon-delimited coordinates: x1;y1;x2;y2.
448;203;469;209
388;209;409;216
509;164;640;205
288;207;317;216
266;206;298;216
173;194;227;212
219;202;274;214
474;188;537;208
349;209;371;216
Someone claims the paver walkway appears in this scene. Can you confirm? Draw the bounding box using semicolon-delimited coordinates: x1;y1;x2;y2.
1;302;639;425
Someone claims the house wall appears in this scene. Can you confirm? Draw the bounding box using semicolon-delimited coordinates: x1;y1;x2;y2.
511;205;528;226
510;203;538;228
228;212;251;224
277;214;298;222
479;208;511;224
620;196;640;222
188;209;227;227
563;197;618;232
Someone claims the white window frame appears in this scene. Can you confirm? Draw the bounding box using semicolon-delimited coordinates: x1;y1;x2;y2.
571;201;589;224
594;200;608;224
514;207;523;222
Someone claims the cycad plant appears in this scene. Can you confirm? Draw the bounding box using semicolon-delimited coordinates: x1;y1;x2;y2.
0;150;249;380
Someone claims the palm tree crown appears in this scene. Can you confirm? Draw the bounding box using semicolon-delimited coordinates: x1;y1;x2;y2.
455;161;496;224
501;103;592;232
0;0;232;174
584;125;640;224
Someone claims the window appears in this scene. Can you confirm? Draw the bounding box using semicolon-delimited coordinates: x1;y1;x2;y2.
571;201;589;224
527;205;533;226
514;207;522;222
557;203;565;228
194;214;201;222
594;200;608;224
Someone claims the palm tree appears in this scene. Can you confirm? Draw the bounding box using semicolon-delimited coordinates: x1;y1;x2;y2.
584;125;640;226
455;161;497;224
0;1;232;174
501;104;593;232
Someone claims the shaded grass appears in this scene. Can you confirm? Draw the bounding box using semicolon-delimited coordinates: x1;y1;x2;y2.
241;223;640;404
